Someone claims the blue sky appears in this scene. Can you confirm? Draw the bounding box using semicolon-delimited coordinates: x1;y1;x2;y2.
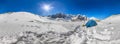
0;0;120;19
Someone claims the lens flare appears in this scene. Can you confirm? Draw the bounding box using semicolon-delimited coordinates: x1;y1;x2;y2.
42;4;53;12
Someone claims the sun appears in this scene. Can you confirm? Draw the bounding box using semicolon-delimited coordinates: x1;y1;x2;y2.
42;4;53;12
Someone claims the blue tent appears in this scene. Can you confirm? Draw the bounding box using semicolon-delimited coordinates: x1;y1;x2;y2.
85;20;97;28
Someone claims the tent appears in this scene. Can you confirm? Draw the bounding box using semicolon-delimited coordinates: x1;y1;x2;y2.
85;20;97;28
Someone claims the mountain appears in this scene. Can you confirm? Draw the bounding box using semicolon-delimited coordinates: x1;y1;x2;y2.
48;13;87;21
101;14;120;40
0;12;82;36
103;14;120;24
86;14;120;44
71;14;87;21
0;12;120;44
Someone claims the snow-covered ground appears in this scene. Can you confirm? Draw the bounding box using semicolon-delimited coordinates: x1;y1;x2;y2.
0;12;120;44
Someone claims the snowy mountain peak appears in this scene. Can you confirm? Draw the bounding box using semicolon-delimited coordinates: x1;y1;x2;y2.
8;12;40;19
103;14;120;23
89;17;100;20
0;12;43;22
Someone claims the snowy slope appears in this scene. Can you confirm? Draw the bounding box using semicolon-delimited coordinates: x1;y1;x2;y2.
103;14;120;23
0;12;45;36
0;12;120;44
85;14;120;44
101;14;120;40
0;12;81;36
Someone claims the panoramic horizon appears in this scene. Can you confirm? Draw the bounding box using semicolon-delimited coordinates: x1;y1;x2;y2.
0;0;120;44
0;0;120;19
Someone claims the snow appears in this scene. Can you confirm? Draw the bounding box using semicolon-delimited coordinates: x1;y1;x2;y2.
0;12;120;44
89;17;98;20
0;12;81;36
